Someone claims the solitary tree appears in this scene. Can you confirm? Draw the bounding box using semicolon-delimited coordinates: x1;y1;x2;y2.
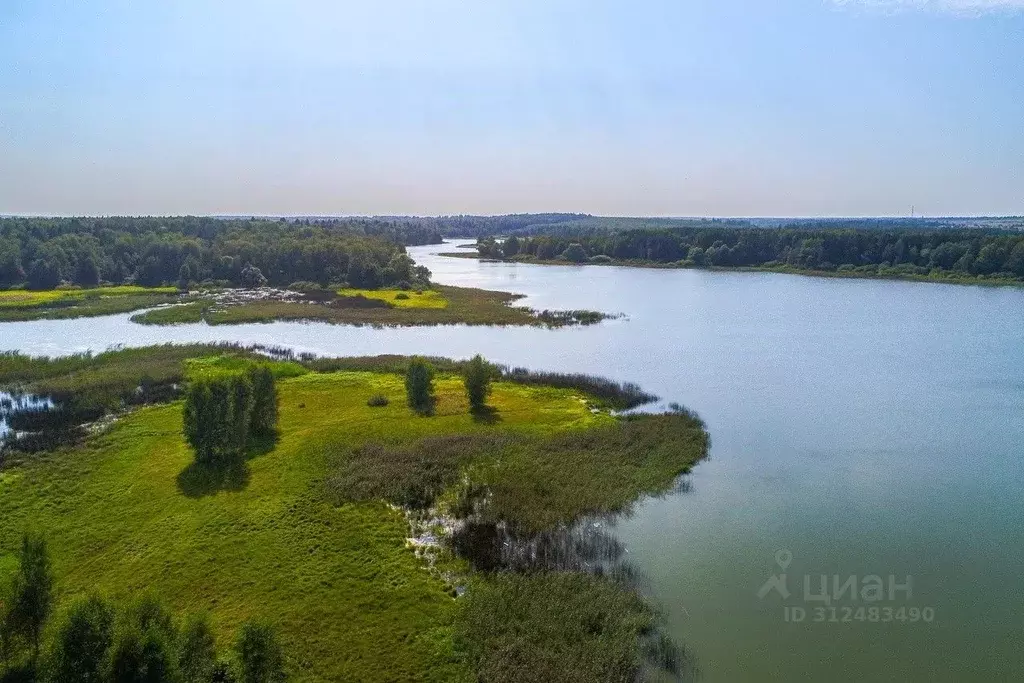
235;622;285;683
6;532;53;663
463;355;492;411
43;595;115;682
405;358;436;414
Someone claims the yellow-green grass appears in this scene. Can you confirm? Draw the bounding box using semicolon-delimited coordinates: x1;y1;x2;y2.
0;286;185;321
337;288;448;309
0;285;178;309
0;372;608;681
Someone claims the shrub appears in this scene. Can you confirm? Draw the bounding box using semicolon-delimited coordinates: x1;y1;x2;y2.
234;622;285;683
405;357;435;414
463;354;493;411
394;292;410;300
366;394;389;408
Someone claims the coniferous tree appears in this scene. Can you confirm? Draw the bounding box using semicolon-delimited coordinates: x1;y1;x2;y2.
405;358;435;414
6;532;53;663
463;355;493;411
247;367;278;439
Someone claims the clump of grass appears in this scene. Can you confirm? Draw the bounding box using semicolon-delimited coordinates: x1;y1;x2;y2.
366;394;390;408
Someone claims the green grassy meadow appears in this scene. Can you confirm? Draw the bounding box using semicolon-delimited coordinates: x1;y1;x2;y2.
0;369;636;680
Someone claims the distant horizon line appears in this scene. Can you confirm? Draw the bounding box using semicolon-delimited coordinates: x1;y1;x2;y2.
2;213;1022;221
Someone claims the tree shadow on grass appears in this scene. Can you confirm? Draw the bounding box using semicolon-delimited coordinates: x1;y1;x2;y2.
176;431;279;499
410;397;437;417
470;405;502;425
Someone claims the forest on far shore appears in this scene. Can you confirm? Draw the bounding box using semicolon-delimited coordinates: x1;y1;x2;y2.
476;226;1024;281
0;217;434;291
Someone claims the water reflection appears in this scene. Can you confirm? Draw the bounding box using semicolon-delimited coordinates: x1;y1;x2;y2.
0;391;53;444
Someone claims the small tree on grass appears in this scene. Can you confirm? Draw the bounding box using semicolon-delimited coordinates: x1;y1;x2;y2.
235;622;285;683
405;357;435;414
463;355;493;412
5;532;53;664
183;367;278;467
247;366;278;439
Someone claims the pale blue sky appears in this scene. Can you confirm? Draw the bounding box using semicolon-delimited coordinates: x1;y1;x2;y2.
1;1;1022;216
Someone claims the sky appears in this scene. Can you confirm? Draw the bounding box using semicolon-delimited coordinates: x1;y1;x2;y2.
1;0;1022;217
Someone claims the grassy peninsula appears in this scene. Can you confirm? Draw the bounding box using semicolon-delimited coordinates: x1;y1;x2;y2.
0;346;708;681
130;284;608;328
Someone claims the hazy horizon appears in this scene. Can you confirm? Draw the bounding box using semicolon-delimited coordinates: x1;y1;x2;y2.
3;1;1022;217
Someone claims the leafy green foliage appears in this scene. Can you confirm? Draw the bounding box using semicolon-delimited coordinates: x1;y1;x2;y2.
42;595;115;682
3;534;52;661
0;216;433;290
476;225;1024;283
109;596;179;683
405;358;436;414
462;355;493;412
234;622;285;683
247;367;278;440
182;367;277;467
178;615;217;683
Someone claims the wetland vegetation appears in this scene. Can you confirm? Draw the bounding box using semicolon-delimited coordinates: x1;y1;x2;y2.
0;346;708;681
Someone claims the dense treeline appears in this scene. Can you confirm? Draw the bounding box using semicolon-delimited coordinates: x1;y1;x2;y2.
371;213;752;239
478;227;1024;280
0;217;430;290
0;533;286;682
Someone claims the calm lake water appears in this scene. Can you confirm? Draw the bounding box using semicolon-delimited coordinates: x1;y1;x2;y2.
2;241;1023;681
